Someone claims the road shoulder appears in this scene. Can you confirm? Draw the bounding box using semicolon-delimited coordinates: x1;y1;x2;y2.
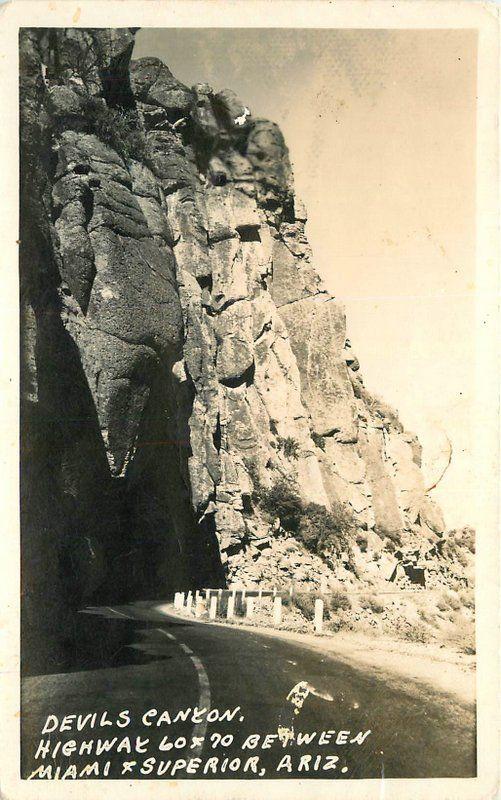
159;605;475;707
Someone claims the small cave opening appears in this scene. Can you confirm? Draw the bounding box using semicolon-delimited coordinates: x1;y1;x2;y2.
237;224;261;243
73;163;91;175
210;171;227;187
99;64;136;111
196;274;213;293
51;203;62;224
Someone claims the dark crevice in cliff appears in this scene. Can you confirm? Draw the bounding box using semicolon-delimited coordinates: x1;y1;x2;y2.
276;290;327;310
237;224;261;242
197;513;226;589
81;184;94;227
219;360;255;389
196;274;213;292
212;412;222;453
73;163;91;175
98;36;136;111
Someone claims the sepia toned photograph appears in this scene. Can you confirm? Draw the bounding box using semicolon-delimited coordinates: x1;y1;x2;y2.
0;4;496;797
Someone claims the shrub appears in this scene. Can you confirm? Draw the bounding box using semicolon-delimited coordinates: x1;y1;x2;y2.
454;525;475;554
293;590;351;622
417;607;438;626
356;533;368;552
293;592;317;620
459;633;476;655
252;475;356;568
324;614;349;633
83;98;148;162
437;590;461;613
327;590;351;612
324;617;341;632
297;501;355;564
441;526;476;563
253;477;302;533
403;621;430;643
359;594;384;614
311;432;326;451
458;588;475;610
277;436;300;460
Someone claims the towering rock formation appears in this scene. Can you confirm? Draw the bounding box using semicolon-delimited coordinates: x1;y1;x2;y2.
20;29;447;663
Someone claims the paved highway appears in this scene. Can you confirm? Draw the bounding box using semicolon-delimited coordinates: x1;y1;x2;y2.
21;602;476;780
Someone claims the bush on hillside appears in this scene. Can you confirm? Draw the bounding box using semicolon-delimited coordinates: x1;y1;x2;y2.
252;475;357;568
83;98;148;161
327;589;351;612
441;526;475;565
437;590;461;613
276;435;301;460
402;621;430;643
292;590;351;621
296;501;355;565
252;477;303;533
293;592;317;620
359;594;384;614
311;432;326;451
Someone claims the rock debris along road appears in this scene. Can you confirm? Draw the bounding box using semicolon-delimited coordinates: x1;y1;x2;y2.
21;604;475;780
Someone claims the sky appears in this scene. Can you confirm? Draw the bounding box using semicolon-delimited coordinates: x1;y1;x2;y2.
134;28;477;529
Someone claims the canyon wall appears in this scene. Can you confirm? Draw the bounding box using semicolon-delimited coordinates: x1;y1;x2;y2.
20;28;448;667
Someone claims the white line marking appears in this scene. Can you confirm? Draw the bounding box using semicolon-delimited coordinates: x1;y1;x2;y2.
106;606;131;619
157;629;211;756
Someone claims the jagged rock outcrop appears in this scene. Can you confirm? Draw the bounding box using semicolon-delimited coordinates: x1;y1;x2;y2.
20;28;449;665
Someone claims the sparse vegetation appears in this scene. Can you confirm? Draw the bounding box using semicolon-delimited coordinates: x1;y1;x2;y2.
291;590;351;621
441;526;475;566
311;432;326;451
402;621;430;643
360;594;384;614
437;590;461;613
252;476;303;532
297;501;355;566
327;590;351;612
292;592;317;620
361;390;403;432
276;435;300;460
83;98;148;161
458;588;475;610
252;475;356;568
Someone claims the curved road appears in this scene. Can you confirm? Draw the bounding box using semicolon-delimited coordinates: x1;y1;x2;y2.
22;602;476;780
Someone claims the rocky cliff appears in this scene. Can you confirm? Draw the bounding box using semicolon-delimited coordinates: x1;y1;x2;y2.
20;28;453;665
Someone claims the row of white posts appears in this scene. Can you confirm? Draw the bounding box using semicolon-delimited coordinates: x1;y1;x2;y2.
173;590;326;633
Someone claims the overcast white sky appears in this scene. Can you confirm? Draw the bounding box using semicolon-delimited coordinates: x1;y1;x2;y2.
135;29;477;529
